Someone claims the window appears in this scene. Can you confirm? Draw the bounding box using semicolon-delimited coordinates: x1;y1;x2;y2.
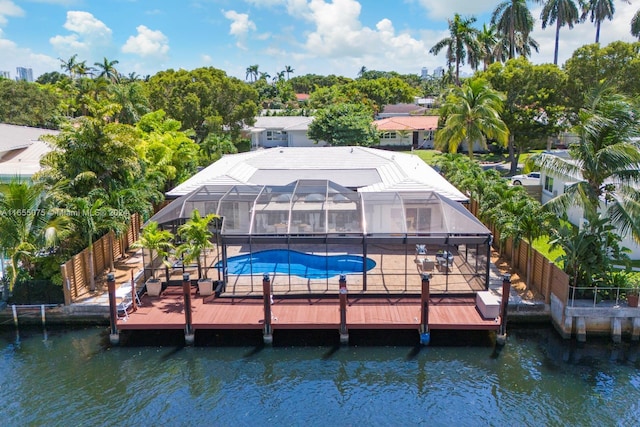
380;131;397;139
544;176;554;193
266;130;287;141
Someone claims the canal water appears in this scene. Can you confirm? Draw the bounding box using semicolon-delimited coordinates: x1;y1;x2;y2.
1;326;639;426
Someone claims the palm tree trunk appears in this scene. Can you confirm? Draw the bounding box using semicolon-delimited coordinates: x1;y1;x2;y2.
554;20;561;65
595;21;601;44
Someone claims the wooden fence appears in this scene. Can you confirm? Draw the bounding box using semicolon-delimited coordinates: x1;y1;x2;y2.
60;213;141;305
467;198;569;304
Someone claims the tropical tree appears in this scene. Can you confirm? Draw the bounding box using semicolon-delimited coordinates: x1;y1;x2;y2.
245;64;259;82
59;54;79;78
477;23;500;70
132;221;174;281
491;0;537;60
308;103;378;146
176;209;218;280
430;13;481;85
435;78;509;159
632;9;640;39
533;87;640;243
0;180;70;292
581;0;618;43
284;65;294;80
94;57;120;82
539;0;582;65
108;82;150;124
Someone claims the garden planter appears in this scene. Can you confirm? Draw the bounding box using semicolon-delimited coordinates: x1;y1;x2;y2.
198;278;213;296
146;279;163;297
628;293;639;308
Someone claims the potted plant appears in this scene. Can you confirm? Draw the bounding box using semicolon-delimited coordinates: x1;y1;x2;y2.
132;221;174;297
176;209;219;296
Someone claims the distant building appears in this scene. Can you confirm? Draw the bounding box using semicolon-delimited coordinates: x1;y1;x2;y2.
0;71;10;79
433;67;444;77
420;67;429;80
16;67;33;82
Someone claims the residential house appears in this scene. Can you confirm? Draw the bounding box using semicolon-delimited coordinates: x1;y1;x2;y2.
0;123;57;183
244;116;325;150
540;150;640;259
373;116;438;149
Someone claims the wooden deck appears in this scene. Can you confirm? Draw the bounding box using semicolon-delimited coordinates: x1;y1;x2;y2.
116;287;500;332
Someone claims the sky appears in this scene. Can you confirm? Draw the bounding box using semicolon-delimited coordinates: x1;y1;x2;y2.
1;0;639;81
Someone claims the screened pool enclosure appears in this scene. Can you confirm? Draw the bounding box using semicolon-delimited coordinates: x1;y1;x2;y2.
147;179;493;295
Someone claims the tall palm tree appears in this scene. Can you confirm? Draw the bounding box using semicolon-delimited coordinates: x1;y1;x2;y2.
94;57;120;82
284;65;294;80
477;23;500;70
581;0;620;43
108;82;150;124
631;9;640;39
435;78;509;159
540;0;582;65
491;0;537;60
59;54;79;78
430;13;481;85
533;87;640;242
245;64;259;82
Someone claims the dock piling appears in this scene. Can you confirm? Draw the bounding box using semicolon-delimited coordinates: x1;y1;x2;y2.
420;273;431;345
107;273;119;345
183;273;194;345
262;273;273;345
339;275;348;345
496;274;511;345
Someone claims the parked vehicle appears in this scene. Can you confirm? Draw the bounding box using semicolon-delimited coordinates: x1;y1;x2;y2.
510;172;540;185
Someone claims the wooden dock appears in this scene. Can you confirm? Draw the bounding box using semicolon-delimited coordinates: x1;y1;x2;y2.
115;286;501;335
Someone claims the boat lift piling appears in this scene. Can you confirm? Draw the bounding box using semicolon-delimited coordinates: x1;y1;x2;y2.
339;275;348;345
262;273;273;345
420;273;431;345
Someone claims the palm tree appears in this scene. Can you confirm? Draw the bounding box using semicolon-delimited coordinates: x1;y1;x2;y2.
94;57;120;82
0;180;70;292
631;9;640;39
176;209;218;280
540;0;582;65
581;0;620;43
245;64;259;82
430;13;481;85
284;65;294;80
435;78;509;159
132;221;174;281
108;82;150;124
477;23;499;70
533;88;640;243
491;0;537;60
357;66;367;78
59;54;79;78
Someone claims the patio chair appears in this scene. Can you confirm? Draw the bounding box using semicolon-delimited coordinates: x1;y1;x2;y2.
116;282;141;306
117;294;133;320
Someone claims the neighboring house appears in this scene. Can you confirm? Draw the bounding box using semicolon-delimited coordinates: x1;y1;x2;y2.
373;116;438;149
0;123;57;183
244;116;325;150
539;150;640;259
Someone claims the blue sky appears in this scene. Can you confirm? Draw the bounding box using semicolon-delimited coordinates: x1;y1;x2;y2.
1;0;638;81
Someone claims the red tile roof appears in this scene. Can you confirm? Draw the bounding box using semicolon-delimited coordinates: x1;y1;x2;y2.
374;116;438;131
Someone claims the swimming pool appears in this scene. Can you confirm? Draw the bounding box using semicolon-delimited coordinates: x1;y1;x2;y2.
217;249;376;279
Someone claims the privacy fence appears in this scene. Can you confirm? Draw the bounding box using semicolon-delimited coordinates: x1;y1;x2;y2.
468;199;569;305
60;214;142;305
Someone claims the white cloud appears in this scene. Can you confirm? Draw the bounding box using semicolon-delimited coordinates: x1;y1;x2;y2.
0;0;24;26
294;0;429;75
122;25;169;58
201;53;212;64
223;10;257;49
49;11;112;56
0;38;58;78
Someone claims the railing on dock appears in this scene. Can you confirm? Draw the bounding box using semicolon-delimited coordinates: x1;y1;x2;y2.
569;285;634;307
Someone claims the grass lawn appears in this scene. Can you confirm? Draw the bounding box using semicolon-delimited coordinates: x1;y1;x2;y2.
401;149;442;165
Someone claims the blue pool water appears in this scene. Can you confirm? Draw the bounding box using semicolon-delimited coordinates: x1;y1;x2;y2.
217;249;376;279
